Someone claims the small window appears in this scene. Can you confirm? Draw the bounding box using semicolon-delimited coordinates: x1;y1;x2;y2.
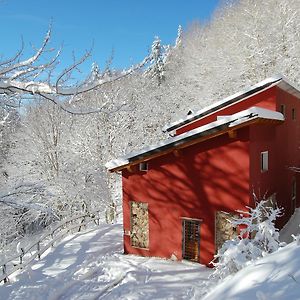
292;108;296;120
139;162;148;172
280;104;286;116
261;151;269;172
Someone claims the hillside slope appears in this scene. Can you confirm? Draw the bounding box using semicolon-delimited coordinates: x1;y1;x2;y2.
0;223;212;300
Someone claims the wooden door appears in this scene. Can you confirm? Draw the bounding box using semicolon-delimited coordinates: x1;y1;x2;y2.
182;219;201;262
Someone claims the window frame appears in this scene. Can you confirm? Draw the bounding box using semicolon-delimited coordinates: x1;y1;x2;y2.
261;151;269;172
280;104;286;117
292;108;296;120
139;162;148;172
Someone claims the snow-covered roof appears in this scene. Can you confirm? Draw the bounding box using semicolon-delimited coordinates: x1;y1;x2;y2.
162;75;300;133
106;107;284;171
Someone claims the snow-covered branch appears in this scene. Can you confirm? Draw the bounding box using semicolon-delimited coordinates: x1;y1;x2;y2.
0;28;154;115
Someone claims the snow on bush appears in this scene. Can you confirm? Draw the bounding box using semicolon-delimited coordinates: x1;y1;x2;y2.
211;199;283;280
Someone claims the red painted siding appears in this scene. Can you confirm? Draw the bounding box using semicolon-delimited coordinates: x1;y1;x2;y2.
249;124;278;204
120;84;300;266
122;128;250;265
275;87;300;225
248;87;300;227
176;86;277;135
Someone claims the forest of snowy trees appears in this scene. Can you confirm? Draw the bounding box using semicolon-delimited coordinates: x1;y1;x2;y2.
1;0;300;251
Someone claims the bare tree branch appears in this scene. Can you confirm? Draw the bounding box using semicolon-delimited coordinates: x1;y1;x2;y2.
0;27;152;115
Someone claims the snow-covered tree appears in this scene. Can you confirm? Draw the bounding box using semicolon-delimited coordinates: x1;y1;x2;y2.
164;0;300;116
5;0;300;259
144;36;170;84
0;26;154;116
211;199;283;280
0;29;180;248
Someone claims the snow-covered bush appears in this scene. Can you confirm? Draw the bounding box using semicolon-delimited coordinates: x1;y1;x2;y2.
211;199;283;280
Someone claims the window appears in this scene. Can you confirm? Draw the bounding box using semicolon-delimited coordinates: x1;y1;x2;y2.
280;104;286;116
292;108;296;120
139;162;148;172
261;151;269;172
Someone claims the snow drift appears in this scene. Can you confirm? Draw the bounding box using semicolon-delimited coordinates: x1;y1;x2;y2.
204;240;300;300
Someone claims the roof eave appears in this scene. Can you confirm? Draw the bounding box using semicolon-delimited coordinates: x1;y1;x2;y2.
108;117;283;173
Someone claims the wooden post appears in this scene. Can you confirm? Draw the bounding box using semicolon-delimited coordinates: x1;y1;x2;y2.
126;165;134;173
37;242;41;260
78;216;85;232
51;232;55;247
2;264;7;283
228;130;237;139
19;248;25;265
173;149;181;157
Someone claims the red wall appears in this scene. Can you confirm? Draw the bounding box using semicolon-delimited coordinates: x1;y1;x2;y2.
247;87;300;227
274;88;300;225
122;128;250;265
121;85;300;266
249;124;278;204
176;87;277;135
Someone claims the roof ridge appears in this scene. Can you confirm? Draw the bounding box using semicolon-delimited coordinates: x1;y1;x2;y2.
162;75;283;133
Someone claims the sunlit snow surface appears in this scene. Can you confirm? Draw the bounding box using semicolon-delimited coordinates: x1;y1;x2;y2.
204;241;300;300
280;208;300;244
202;209;300;300
0;224;212;300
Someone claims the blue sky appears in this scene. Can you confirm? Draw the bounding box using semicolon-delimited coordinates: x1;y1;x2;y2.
0;0;220;75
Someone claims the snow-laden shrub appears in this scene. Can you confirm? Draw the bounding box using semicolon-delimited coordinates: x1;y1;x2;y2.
211;199;283;280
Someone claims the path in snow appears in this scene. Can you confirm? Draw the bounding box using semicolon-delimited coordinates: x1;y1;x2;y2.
0;223;212;300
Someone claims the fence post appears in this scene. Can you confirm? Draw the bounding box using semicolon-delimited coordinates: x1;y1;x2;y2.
51;231;55;247
78;216;86;232
19;248;25;265
37;242;41;260
2;264;8;283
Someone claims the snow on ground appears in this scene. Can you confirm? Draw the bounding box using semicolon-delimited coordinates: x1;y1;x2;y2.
203;241;300;300
280;208;300;244
202;209;300;300
0;223;212;300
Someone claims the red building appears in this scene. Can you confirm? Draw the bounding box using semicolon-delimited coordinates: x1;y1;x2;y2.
106;76;300;266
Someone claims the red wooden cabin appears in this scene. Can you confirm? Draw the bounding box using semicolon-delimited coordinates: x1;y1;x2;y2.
106;75;300;266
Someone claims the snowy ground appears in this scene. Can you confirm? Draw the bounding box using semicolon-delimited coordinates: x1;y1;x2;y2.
203;209;300;300
2;213;299;300
280;208;300;244
203;240;300;300
0;223;212;300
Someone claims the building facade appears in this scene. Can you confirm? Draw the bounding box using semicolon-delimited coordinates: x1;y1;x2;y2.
106;76;300;265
